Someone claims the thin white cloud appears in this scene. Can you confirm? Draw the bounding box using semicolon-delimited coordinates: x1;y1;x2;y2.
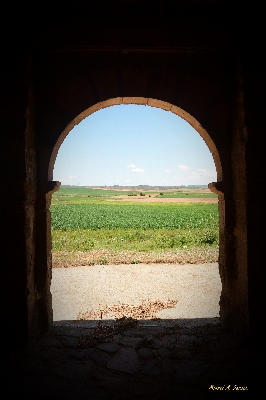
68;175;77;179
177;165;191;171
125;179;131;182
164;169;171;174
127;164;144;173
197;168;216;177
188;172;202;181
132;167;144;173
188;169;216;180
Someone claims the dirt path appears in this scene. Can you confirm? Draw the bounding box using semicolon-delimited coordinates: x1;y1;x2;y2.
113;197;218;203
51;262;221;321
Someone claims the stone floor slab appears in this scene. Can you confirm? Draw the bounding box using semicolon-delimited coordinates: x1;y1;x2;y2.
107;348;139;374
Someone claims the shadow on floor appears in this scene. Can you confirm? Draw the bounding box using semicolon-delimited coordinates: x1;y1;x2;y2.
3;318;254;399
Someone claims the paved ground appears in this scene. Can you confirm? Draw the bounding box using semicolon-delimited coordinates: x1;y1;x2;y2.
51;263;222;321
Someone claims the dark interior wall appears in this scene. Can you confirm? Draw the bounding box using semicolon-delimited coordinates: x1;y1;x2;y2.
1;0;262;354
35;50;236;160
242;51;264;341
1;48;35;349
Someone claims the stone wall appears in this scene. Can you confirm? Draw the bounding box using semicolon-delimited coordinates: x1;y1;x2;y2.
1;0;262;356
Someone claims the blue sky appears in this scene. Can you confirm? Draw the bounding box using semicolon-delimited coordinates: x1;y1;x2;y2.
53;105;216;186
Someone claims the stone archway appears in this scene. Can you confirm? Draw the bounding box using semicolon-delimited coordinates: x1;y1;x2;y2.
31;44;248;340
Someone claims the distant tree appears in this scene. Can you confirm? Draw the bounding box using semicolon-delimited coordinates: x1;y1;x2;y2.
159;192;164;196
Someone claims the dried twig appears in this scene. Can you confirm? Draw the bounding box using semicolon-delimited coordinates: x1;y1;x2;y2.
77;299;178;321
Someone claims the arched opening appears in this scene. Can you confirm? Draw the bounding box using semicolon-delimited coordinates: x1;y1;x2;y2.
49;98;222;183
49;98;222;323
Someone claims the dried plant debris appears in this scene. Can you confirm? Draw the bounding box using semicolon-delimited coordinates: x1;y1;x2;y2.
114;316;138;330
78;317;138;348
77;299;178;321
77;299;178;348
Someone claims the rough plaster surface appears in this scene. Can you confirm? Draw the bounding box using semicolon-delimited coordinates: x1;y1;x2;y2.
51;263;221;321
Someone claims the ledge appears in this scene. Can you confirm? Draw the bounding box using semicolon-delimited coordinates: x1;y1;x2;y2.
208;181;224;195
46;181;61;196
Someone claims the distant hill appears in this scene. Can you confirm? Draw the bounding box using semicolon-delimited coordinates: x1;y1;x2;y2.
61;184;209;190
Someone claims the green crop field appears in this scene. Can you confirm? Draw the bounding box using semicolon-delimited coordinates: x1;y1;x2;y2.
51;187;219;267
51;202;218;231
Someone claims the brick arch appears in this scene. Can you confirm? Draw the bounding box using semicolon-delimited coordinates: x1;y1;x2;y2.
48;97;222;185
